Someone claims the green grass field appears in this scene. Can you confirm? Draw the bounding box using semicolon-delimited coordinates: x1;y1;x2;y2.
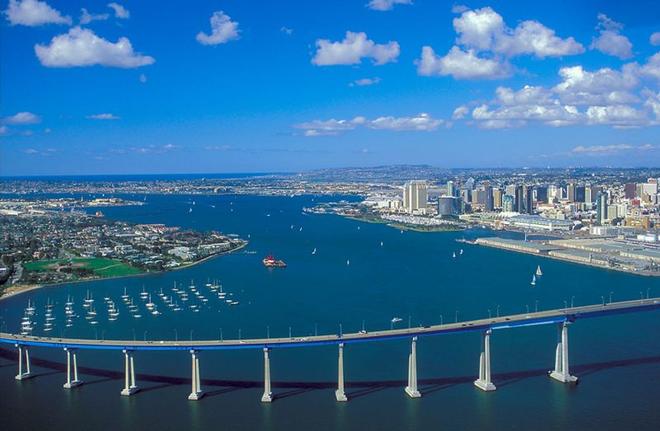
24;258;142;278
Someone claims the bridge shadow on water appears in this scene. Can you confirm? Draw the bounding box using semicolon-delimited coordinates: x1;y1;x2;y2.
2;348;660;400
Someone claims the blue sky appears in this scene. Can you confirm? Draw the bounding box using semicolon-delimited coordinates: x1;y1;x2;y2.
1;0;659;176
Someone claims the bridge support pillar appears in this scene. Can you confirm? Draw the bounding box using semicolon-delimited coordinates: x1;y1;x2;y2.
549;322;578;383
188;350;204;400
15;344;32;380
474;329;496;391
120;350;139;396
63;348;83;389
261;347;273;402
335;343;348;402
405;336;421;398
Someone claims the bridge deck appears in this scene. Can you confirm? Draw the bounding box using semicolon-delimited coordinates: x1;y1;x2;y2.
1;298;659;351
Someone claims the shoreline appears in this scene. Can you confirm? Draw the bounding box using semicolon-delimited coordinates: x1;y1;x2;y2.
0;241;248;302
343;215;465;233
471;240;659;278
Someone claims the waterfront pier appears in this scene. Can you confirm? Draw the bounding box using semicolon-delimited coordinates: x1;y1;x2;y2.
2;298;660;401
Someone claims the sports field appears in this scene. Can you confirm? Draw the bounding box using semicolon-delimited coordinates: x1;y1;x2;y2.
24;258;142;278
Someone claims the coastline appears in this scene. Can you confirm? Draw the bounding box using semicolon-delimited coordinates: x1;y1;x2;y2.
0;240;248;302
343;215;464;232
471;240;659;277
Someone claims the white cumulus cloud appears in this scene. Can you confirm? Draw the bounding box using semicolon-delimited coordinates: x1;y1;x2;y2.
5;0;71;26
590;13;633;59
366;0;412;11
312;31;399;66
417;46;511;79
34;27;155;68
418;6;583;80
368;113;442;131
452;7;584;58
456;59;660;129
651;32;660;46
3;111;41;124
295;113;443;136
196;11;239;45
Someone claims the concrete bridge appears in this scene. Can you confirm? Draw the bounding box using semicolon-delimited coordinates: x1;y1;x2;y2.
2;297;659;401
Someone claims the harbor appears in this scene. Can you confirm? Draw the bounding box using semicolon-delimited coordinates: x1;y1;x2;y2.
474;237;660;276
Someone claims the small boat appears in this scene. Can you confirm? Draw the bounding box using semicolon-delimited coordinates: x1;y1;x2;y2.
460;249;464;255
380;241;384;247
346;259;350;266
299;226;303;232
391;317;403;324
133;314;142;319
189;207;193;213
312;248;317;255
531;274;536;286
263;255;286;268
140;287;148;299
536;265;543;277
452;252;456;258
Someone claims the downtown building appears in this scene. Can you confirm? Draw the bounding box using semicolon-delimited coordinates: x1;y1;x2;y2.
403;180;428;214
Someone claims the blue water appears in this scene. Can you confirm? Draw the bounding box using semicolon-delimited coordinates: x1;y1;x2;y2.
1;194;660;430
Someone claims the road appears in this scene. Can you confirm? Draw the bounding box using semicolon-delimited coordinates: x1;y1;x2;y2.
1;297;659;351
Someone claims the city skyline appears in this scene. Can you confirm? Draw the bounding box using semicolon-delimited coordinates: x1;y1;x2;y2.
1;0;660;176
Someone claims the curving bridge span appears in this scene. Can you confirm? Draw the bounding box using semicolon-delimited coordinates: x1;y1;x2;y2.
2;297;660;401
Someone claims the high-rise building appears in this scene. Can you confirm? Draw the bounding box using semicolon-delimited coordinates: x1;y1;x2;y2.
403;180;428;214
505;184;516;197
460;188;471;204
567;182;576;202
624;183;636;199
596;192;609;225
585;185;592;204
514;185;523;213
472;189;482;206
502;194;515;212
465;177;475;190
446;181;455;197
536;186;548;204
437;196;461;217
547;185;559;203
524;185;534;214
493;188;503;209
575;186;586;203
483;182;494;211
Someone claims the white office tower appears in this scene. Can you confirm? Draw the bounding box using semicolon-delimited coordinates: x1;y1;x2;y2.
403;180;428;214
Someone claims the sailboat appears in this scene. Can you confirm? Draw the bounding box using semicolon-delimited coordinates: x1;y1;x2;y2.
346;259;350;266
530;274;536;286
452;252;456;258
380;241;384;247
312;248;317;255
460;249;464;255
536;265;543;277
